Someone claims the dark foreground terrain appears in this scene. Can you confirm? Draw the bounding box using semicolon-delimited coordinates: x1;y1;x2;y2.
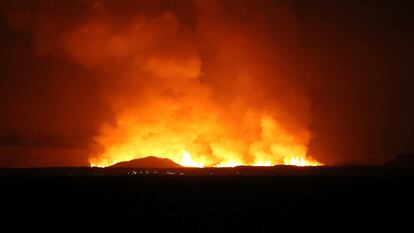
1;166;413;232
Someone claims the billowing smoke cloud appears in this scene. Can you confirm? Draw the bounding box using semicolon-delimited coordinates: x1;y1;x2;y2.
0;0;316;166
0;0;414;166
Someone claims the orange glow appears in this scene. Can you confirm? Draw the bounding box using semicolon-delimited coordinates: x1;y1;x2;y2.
90;150;322;168
283;156;322;167
89;92;323;168
89;114;323;168
181;151;204;168
81;4;324;169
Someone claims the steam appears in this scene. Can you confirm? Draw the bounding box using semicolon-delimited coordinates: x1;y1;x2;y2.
1;0;317;166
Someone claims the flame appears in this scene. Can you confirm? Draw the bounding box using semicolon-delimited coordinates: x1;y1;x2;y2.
282;156;322;167
180;151;204;168
90;150;322;168
253;160;272;167
89;110;324;168
215;160;243;168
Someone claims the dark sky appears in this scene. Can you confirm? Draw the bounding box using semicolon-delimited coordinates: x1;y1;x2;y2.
295;0;414;164
0;0;413;167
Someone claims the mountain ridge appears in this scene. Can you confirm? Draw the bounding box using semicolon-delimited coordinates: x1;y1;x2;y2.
109;156;182;168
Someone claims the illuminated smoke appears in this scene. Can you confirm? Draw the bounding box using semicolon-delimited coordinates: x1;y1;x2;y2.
2;0;321;167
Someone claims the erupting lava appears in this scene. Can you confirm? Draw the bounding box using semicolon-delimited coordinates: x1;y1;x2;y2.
89;111;323;168
90;150;321;168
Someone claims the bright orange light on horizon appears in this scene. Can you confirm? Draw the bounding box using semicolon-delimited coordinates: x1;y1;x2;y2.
89;107;323;168
181;151;205;167
90;150;322;168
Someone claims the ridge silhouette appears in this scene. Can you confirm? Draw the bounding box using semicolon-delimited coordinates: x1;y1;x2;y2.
109;156;182;168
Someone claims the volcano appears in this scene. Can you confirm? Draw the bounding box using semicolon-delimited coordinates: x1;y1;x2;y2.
109;156;182;168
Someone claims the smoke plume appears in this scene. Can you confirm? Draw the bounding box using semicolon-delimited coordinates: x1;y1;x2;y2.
1;0;319;166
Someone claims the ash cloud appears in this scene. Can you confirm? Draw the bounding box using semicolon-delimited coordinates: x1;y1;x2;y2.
2;0;311;166
1;0;413;166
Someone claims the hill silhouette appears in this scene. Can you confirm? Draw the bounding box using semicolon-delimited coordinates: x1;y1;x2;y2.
109;156;182;168
384;153;414;168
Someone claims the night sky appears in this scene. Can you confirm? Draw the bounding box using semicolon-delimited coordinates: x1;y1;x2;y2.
1;0;413;167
